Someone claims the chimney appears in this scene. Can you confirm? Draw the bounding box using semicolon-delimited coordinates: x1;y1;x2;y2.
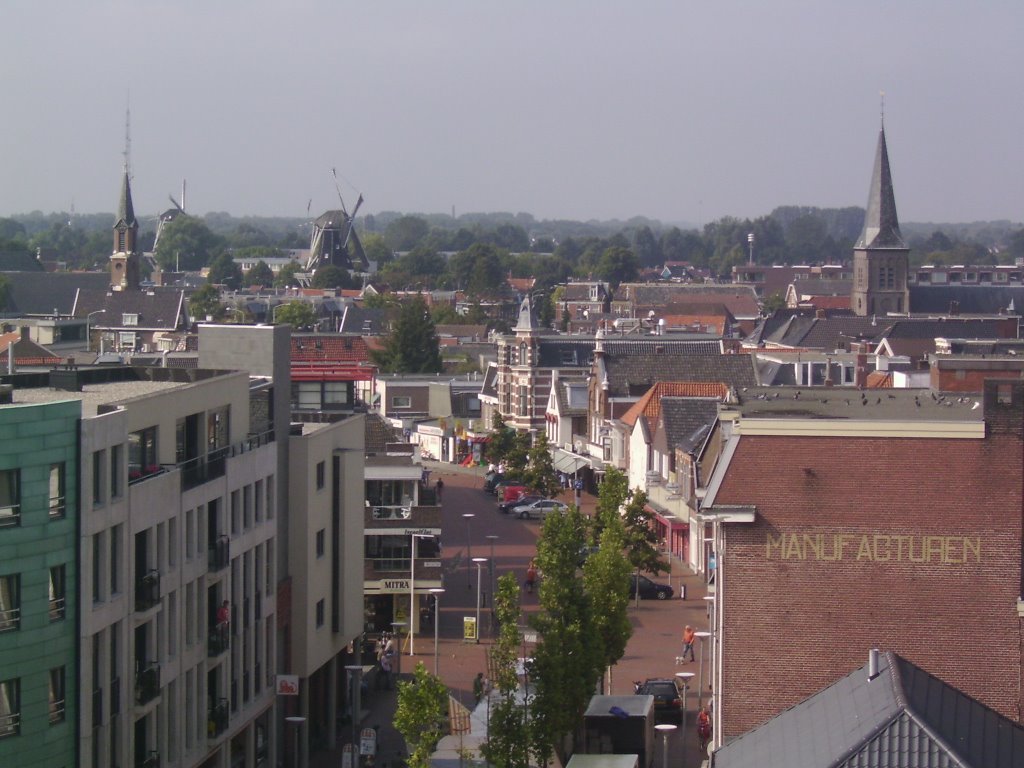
868;648;881;681
20;326;30;341
815;308;825;319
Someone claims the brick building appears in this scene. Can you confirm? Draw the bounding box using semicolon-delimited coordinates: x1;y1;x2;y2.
699;383;1024;747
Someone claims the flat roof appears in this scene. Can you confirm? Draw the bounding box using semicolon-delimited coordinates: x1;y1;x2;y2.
9;379;187;417
733;387;983;422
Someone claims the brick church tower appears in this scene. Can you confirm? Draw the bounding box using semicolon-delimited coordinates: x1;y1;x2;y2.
851;123;909;316
110;169;140;291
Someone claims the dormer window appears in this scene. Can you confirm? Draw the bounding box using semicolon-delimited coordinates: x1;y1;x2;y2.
122;313;138;326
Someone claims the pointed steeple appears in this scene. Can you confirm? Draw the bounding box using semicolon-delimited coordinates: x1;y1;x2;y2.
116;170;137;229
856;126;905;249
514;295;537;333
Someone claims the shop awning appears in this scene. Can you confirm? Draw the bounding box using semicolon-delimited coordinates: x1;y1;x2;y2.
552;448;590;474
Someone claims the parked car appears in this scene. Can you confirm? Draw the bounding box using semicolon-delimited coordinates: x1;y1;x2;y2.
490;477;524;497
512;499;569;520
499;494;544;514
629;574;673;600
483;472;505;493
576;544;601;567
634;678;683;722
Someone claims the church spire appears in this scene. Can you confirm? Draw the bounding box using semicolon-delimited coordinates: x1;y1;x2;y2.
856;125;905;249
117;170;137;229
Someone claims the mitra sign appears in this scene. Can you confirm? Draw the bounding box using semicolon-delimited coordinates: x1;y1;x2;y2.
276;675;299;696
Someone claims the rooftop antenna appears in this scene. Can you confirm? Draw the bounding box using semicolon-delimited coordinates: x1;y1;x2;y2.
123;97;132;179
880;90;885;128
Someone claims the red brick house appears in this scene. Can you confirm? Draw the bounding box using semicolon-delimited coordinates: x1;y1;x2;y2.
699;382;1024;747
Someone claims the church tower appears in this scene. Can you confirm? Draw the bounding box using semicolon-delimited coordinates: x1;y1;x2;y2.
851;123;909;316
110;169;140;291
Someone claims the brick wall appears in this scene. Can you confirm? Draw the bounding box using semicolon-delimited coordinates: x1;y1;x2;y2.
713;428;1023;740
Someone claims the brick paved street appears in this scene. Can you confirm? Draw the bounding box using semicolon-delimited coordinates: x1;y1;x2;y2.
312;464;711;768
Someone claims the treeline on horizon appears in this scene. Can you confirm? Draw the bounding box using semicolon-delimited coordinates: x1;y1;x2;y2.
2;207;1023;293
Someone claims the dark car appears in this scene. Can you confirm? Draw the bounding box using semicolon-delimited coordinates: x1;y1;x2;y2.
499;494;543;514
482;473;505;493
629;574;673;600
634;678;682;722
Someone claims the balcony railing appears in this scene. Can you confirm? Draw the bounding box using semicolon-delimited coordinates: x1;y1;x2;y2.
48;697;65;724
180;429;275;492
367;556;444;574
370;505;412;520
49;596;66;621
0;504;20;528
135;664;160;706
208;535;230;572
208;624;229;657
128;465;166;486
0;607;19;632
135;570;161;612
0;711;19;738
207;698;229;738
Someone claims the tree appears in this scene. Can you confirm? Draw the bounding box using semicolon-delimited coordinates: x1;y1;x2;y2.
207;252;243;289
188;284;223;321
393;663;448;768
274;261;304;288
480;574;532;768
504;430;532;477
360;231;393;266
373;296;442;373
0;275;11;312
523;434;560;498
632;225;662;268
621;488;669;610
243;260;274;287
595;246;639;290
274;301;318;329
311;264;355;289
593;467;630;540
581;518;633;691
529;506;597;765
535;292;554;329
384;215;430;252
762;292;787;313
487;413;516;468
154;216;222;271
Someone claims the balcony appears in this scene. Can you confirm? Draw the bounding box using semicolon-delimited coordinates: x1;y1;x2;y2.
48;697;65;724
0;503;20;528
135;663;160;706
207;698;229;739
363;504;441;530
208;624;229;657
0;606;19;632
179;429;275;492
365;555;444;581
128;465;167;486
135;570;161;612
48;596;66;621
208;535;230;572
0;711;19;738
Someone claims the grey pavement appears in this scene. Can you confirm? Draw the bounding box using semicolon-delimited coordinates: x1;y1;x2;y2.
312;464;711;768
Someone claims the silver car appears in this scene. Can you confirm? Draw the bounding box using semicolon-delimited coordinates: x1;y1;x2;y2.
512;499;569;520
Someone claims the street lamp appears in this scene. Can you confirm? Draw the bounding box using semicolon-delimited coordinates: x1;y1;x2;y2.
485;535;499;633
344;665;363;750
655;723;677;768
694;630;711;708
472;558;488;644
429;588;445;676
285;715;306;768
85;309;106;353
410;533;434;656
675;671;695;731
462;513;475;588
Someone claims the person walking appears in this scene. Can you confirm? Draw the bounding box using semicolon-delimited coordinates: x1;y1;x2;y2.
697;705;712;751
473;672;485;704
681;625;696;662
435;478;444;501
525;560;538;594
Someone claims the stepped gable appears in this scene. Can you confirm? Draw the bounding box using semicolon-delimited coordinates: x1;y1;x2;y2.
711;650;1024;768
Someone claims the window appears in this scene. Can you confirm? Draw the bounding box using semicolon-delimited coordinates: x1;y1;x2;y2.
49;566;65;621
391;396;411;409
0;678;19;738
0;469;20;527
128;426;158;481
315;529;325;558
92;449;105;505
48;667;65;724
207;406;230;451
92;534;103;603
110;444;122;498
110;525;122;595
316;461;326;490
121;313;138;327
48;463;65;518
0;575;19;632
315;599;325;628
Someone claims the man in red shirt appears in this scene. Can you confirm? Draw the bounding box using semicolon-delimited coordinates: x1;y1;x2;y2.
681;625;696;662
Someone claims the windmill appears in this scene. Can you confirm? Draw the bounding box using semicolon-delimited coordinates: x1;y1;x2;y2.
153;180;187;252
305;169;369;273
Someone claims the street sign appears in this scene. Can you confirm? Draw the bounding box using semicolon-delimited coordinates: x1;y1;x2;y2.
276;675;299;696
360;728;377;756
342;743;356;768
463;616;478;642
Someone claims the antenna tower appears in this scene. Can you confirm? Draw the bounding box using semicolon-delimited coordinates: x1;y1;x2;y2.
123;103;132;179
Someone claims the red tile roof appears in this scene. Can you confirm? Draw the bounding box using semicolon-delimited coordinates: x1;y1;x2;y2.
290;335;370;364
620;381;729;427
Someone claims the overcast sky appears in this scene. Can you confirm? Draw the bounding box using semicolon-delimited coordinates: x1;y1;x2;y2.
2;1;1022;227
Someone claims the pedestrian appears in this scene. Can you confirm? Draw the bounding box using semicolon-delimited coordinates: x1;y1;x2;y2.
473;672;485;703
435;478;444;501
380;651;393;690
525;560;538;594
697;705;712;751
681;625;696;662
217;600;230;634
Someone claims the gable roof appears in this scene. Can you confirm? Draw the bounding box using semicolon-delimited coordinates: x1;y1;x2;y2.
657;398;719;451
602;352;757;397
615;283;761;318
909;285;1024;315
710;650;1024;768
365;413;400;453
0;329;62;365
621;381;730;427
339;305;388;335
291;333;370;364
73;287;186;331
2;271;111;316
0;252;44;272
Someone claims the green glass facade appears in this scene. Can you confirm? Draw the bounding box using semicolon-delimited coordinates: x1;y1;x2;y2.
0;400;80;768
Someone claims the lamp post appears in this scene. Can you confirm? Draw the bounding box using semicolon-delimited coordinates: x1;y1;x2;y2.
85;309;106;353
694;630;711;709
655;723;676;768
472;558;487;643
344;665;363;751
286;715;306;768
410;533;434;656
485;534;499;633
675;671;695;732
462;513;475;588
429;588;445;676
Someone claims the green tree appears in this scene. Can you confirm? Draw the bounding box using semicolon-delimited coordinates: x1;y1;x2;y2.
523;434;560;498
311;264;356;289
385;215;430;252
529;506;596;765
0;274;11;311
274;301;318;329
373;296;442;373
481;574;532;768
593;467;630;540
620;489;669;610
535;292;554;329
188;284;223;321
487;413;516;468
154;216;223;270
274;261;304;288
632;225;662;268
762;292;787;313
393;663;449;768
360;231;393;266
595;246;639;290
243;260;274;287
207;252;243;288
582;518;633;690
505;431;532;477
